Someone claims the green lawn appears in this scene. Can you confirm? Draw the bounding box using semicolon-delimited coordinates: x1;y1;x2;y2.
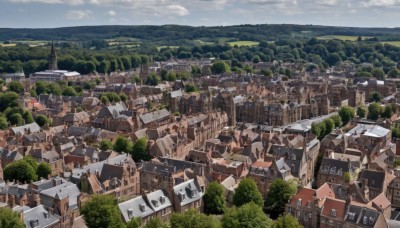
227;41;260;47
0;43;16;47
317;35;372;41
157;46;179;51
381;41;400;47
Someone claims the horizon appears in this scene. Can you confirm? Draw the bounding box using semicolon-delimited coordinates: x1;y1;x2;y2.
1;0;400;28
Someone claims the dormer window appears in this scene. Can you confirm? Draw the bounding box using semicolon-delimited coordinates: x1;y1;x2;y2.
152;200;159;207
139;203;146;212
291;154;296;160
348;212;355;220
30;218;39;228
363;216;368;225
160;196;165;204
331;209;336;217
369;217;375;225
191;189;197;198
178;191;186;202
297;198;302;207
127;208;133;218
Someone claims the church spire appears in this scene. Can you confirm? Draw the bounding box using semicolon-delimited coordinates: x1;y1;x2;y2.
49;41;58;71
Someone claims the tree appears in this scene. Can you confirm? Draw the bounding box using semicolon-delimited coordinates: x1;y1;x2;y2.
343;172;351;183
233;177;263;207
381;105;393;119
338;106;355;125
145;73;160;86
327;53;342;66
388;68;399;78
62;86;78;96
170;209;220;228
369;91;382;102
368;102;382;120
330;115;342;128
131;137;150;161
35;81;47;95
22;111;34;124
204;181;227;215
324;118;335;136
273;214;302;228
0;92;19;112
0;117;8;129
252;55;261;63
37;162;52;179
100;139;113;151
113;136;133;153
0;207;25;228
81;195;123;228
221;202;273;228
35;115;48;127
311;122;322;139
8;81;24;94
211;61;231;74
4;160;38;183
371;68;385;80
265;179;298;219
126;217;142;228
357;106;367;118
9;113;24;126
144;218;169;228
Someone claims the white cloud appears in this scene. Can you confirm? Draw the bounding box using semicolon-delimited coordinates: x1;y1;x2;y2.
65;10;92;19
107;10;116;16
362;0;400;7
10;0;84;5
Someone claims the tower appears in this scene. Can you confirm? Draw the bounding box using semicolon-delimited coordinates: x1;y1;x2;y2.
48;41;58;71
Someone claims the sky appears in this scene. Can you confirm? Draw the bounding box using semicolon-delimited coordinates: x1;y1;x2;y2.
0;0;399;28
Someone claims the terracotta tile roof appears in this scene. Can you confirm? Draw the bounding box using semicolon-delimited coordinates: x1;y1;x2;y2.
251;161;272;168
321;198;346;221
371;192;391;210
316;183;335;207
290;188;316;207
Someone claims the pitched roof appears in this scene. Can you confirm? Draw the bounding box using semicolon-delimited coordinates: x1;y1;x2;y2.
289;187;316;207
139;109;170;124
321;198;346;221
23;205;60;228
11;122;41;136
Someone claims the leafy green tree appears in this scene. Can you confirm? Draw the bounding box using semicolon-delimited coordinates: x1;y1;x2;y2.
0;92;19;112
47;83;62;95
37;162;52;179
119;93;128;102
204;181;227;215
170;209;220;228
0;207;25;228
265;179;298;219
388;68;399;78
8;81;24;94
381;105;393;119
100;96;109;104
113;136;133;153
35;81;47;95
0;117;8;129
221;202;273;228
185;84;198;93
22;111;34;124
100;139;113;151
144;217;169;228
369;91;382;102
338;106;355;125
233;177;263;207
211;61;231;74
273;214;302;228
368;102;382;120
98;60;111;74
35;115;48;127
330;115;342;127
371;68;385;80
357;106;367;118
126;217;142;228
252;55;261;63
323;118;335;136
131;138;150;161
4;160;38;183
311;122;322;139
327;53;342;66
145;73;161;86
9;113;24;126
62;86;78;96
81;195;124;228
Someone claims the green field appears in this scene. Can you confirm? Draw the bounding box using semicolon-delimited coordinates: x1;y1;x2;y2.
157;46;180;51
317;35;372;41
227;41;260;47
381;41;400;47
0;43;16;47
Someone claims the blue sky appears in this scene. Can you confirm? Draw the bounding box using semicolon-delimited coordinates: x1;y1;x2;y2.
1;0;399;28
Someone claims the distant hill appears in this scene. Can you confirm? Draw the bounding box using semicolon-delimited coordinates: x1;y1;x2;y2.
1;24;400;43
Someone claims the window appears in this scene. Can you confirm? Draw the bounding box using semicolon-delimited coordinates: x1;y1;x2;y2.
296;211;301;218
331;209;336;217
297;198;302;207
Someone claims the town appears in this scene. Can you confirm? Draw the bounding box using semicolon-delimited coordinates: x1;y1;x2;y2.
1;35;400;228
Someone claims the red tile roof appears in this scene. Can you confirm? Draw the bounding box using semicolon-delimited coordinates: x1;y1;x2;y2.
321;198;346;221
251;161;272;168
371;192;391;210
289;187;316;207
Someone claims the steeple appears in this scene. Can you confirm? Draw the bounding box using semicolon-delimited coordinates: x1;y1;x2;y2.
49;41;58;71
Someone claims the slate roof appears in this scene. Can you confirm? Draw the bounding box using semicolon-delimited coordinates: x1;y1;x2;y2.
146;189;172;212
119;196;154;222
23;205;60;228
173;179;203;206
40;181;80;210
345;204;381;227
11;122;41;136
139;109;170;124
319;158;351;176
358;169;385;190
